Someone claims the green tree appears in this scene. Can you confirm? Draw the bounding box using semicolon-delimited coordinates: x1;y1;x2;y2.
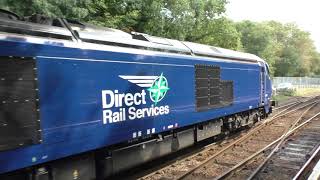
309;51;320;76
1;0;90;19
2;0;240;49
191;17;242;50
236;21;280;74
87;0;238;49
2;0;319;76
236;20;320;76
86;0;143;32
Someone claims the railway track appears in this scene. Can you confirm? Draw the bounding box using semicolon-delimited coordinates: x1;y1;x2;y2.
216;101;320;180
272;95;318;112
253;116;320;180
246;104;320;180
294;145;320;180
273;97;301;111
138;96;320;180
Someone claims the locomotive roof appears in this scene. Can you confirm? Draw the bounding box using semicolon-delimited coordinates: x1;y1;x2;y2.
0;9;264;63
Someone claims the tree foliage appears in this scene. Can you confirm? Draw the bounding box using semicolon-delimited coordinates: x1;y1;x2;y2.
1;0;91;19
236;21;320;76
1;0;319;76
86;0;241;49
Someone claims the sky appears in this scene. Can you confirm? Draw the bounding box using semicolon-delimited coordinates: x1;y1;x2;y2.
226;0;320;51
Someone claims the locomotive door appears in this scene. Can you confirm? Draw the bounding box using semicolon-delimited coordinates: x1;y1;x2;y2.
259;62;266;105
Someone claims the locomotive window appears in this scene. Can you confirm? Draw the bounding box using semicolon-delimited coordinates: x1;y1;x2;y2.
265;64;270;75
195;65;233;111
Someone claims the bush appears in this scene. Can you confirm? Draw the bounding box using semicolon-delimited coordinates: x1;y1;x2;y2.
277;88;296;96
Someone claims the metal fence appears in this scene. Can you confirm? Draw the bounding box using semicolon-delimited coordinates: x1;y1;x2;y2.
272;77;320;88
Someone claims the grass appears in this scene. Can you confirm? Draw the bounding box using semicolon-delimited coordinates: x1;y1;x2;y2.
272;94;292;102
272;87;320;103
294;87;320;96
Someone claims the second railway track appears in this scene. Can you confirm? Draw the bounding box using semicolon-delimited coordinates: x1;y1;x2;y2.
138;96;320;180
216;100;320;180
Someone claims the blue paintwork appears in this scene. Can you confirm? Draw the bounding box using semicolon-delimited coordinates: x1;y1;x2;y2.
265;64;273;113
0;37;272;174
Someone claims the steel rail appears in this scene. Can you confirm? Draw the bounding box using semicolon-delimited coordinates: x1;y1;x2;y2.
175;98;319;180
246;102;319;180
214;102;318;180
293;145;320;180
273;99;301;111
267;97;318;122
139;96;318;180
139;101;302;180
248;110;320;179
273;95;317;111
248;106;320;180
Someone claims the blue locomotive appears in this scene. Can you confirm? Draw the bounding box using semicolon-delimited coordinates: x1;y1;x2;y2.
0;10;273;180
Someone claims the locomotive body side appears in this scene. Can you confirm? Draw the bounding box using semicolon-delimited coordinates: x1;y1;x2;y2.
0;13;273;178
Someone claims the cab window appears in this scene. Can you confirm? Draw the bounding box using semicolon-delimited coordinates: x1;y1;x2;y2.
265;64;270;75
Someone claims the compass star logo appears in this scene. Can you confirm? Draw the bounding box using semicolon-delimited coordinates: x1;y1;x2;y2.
147;73;170;105
118;73;170;105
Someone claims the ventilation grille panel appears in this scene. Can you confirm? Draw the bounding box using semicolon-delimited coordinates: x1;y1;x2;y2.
0;56;41;151
195;65;233;111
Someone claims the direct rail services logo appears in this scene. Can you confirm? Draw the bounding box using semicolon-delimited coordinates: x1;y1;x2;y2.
101;73;170;124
